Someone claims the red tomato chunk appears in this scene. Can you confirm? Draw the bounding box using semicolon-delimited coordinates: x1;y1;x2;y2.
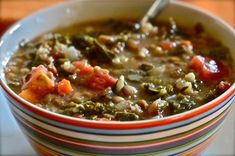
190;55;229;81
73;60;94;75
87;69;117;90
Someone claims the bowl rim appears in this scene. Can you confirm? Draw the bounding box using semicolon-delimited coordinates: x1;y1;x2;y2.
0;0;235;129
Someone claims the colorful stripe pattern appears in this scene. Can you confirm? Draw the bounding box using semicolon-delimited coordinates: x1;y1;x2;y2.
2;83;234;155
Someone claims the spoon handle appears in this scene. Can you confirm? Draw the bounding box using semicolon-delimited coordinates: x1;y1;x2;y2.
141;0;170;24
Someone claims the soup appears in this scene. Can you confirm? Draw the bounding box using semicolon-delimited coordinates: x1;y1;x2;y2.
5;19;234;121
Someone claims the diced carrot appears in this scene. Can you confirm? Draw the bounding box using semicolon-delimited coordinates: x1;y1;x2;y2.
23;65;55;96
19;89;40;103
28;72;54;91
57;79;73;96
72;60;94;75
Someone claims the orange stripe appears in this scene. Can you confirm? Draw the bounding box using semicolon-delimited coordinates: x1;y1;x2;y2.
180;133;217;156
13;105;229;150
29;139;61;156
2;83;235;130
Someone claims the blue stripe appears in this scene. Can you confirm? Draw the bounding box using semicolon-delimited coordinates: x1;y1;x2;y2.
14;110;226;155
6;93;235;135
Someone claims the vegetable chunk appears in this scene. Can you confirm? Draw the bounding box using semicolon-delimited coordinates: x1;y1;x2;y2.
57;79;73;96
87;69;116;90
190;55;229;81
19;88;40;103
21;65;55;99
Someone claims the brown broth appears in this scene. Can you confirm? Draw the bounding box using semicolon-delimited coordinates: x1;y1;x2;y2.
5;19;234;121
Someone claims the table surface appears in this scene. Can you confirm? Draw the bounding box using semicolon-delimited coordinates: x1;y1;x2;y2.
0;0;235;155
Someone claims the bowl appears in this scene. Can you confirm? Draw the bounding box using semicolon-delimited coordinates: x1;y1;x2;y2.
0;0;235;155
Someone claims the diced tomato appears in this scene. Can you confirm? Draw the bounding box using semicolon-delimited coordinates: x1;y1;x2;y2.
87;69;117;90
79;66;94;75
19;88;40;103
190;55;229;81
23;65;55;96
57;79;73;96
159;40;173;51
72;61;116;90
72;60;94;75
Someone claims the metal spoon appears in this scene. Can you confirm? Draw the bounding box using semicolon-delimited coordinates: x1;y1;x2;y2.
141;0;170;24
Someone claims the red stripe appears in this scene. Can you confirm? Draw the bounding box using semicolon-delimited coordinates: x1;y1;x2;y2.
29;140;62;156
13;99;229;150
1;84;235;130
181;134;216;156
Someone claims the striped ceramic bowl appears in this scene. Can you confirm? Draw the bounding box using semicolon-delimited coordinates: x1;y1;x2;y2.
0;0;235;155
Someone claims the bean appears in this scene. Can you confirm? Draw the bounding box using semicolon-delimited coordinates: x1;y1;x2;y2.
175;78;193;94
126;39;140;52
184;72;196;82
137;48;149;58
147;101;158;116
137;99;149;110
98;35;115;44
122;85;137;97
148;44;165;56
112;96;125;104
114;75;125;94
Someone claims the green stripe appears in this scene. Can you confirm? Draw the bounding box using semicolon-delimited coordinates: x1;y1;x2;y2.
13;103;229;146
20;120;222;156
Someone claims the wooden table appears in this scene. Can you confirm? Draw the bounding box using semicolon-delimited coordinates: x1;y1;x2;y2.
0;0;234;35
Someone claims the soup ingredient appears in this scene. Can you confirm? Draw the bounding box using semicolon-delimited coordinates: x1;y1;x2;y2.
86;69;116;90
19;88;40;103
190;55;229;81
72;60;94;75
20;65;55;102
57;79;73;96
